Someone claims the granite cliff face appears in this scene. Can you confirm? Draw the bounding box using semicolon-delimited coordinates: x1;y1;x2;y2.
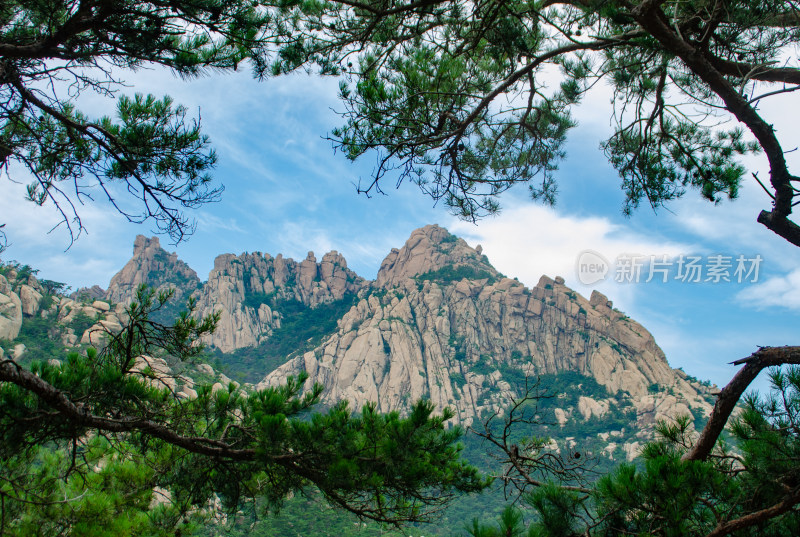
375;225;496;287
57;225;714;449
1;225;718;461
192;250;365;352
257;225;714;434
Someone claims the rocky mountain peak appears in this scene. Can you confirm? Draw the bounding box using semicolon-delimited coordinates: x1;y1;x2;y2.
133;234;159;256
193;248;365;352
256;225;715;434
106;235;200;305
376;224;501;287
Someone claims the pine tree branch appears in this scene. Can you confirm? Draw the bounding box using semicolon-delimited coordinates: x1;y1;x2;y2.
757;210;800;248
683;346;800;462
704;488;800;537
707;56;800;85
0;0;103;60
631;0;800;247
0;359;258;461
472;379;593;496
0;351;484;525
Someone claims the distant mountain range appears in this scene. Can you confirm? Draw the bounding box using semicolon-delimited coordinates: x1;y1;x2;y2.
30;224;711;461
0;224;718;467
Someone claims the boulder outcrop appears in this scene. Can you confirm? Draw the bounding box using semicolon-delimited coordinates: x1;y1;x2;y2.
0;274;22;340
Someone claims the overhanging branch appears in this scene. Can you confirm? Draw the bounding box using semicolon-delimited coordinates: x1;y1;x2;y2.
683;346;800;462
704;488;800;537
0;359;257;460
632;0;799;246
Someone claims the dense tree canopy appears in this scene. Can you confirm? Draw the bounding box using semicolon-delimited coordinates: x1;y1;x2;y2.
0;287;488;533
3;1;800;248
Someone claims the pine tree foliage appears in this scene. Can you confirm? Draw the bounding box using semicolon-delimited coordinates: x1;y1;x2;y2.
467;368;800;537
0;436;197;537
0;0;273;243
0;287;488;533
4;1;800;245
254;0;800;245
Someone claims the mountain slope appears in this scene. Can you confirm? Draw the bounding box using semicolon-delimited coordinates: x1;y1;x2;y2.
70;224;715;458
258;225;714;434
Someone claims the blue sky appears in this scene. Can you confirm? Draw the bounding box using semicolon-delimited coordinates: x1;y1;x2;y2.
1;65;798;392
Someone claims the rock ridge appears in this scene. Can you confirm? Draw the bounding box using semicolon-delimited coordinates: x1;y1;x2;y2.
105;235;201;306
72;225;715;440
192;249;366;352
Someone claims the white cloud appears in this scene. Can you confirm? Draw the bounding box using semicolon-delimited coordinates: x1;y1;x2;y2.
447;202;693;312
0;176;137;289
738;268;800;310
273;222;335;261
670;182;798;256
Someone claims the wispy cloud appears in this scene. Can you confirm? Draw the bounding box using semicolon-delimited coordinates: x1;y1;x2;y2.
738;269;800;311
196;212;246;234
0;175;136;288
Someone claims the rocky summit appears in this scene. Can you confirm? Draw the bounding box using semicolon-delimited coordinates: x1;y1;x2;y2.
257;225;714;432
1;225;716;462
192;248;364;353
68;224;713;449
105;235;201;306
